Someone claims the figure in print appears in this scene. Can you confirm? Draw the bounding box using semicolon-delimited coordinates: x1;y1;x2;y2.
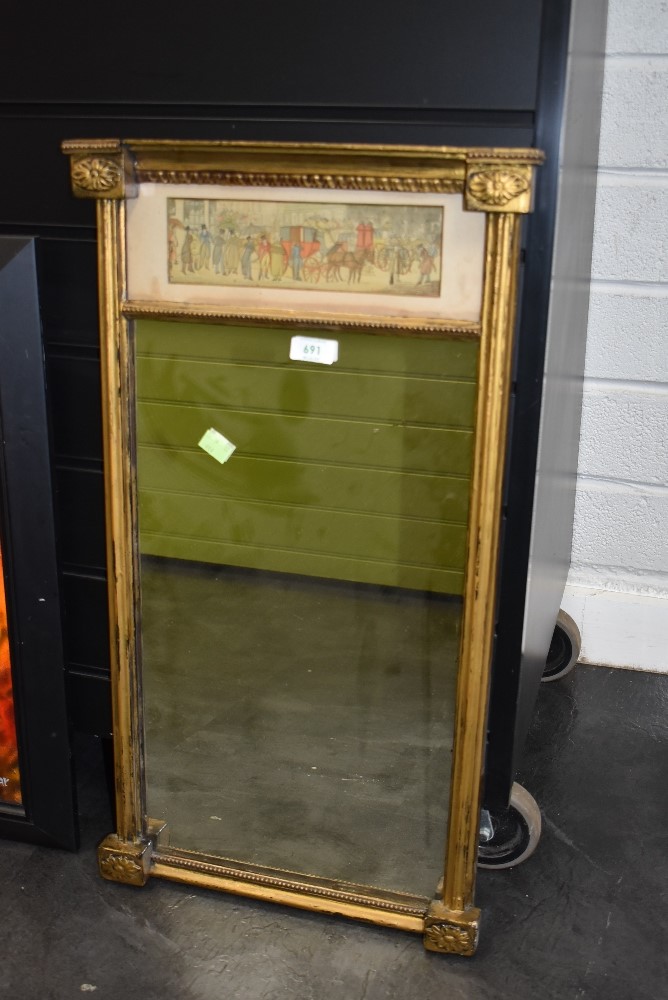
241;236;255;279
416;244;435;285
257;235;271;279
198;224;212;270
290;242;303;281
180;227;195;274
212;228;226;274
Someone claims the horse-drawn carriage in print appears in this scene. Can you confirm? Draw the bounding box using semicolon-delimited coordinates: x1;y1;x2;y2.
274;225;360;284
289;227;376;285
278;225;322;282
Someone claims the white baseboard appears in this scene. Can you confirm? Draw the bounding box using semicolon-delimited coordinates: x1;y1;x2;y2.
561;585;668;674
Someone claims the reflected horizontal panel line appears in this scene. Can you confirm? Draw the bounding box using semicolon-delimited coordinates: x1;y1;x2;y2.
68;663;112;679
135;318;479;368
137;449;470;478
140;530;466;575
138;443;473;481
55;458;104;474
140;492;467;560
135;359;476;427
137;399;475;433
139;485;469;528
62;567;107;582
138;425;472;481
49;343;101;361
136;353;478;385
136;356;477;381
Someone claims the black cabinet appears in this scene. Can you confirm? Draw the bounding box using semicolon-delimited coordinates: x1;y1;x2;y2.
0;238;77;849
0;0;607;832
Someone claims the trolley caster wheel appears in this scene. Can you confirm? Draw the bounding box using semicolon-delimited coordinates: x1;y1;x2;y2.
477;782;542;870
542;609;581;682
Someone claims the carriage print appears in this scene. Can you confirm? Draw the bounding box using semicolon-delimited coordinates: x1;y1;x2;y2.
167;197;443;297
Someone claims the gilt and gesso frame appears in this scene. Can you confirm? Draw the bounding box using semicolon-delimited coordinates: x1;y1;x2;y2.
63;139;542;955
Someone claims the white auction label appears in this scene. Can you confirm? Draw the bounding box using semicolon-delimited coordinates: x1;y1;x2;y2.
289;335;339;366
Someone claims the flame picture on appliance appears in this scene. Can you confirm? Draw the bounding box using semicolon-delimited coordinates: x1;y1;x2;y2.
0;547;22;805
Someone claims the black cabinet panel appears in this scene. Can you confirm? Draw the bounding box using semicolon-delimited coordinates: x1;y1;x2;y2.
55;468;106;572
0;115;534;230
67;670;111;736
61;573;110;673
1;4;542;110
37;238;98;347
0;238;77;848
0;120;94;230
46;353;103;464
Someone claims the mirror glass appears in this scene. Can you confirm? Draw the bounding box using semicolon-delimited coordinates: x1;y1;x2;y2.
136;318;477;897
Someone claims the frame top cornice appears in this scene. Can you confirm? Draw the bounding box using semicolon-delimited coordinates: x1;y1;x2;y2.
62;139;544;213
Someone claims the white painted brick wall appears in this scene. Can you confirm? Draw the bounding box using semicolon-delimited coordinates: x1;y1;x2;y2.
563;0;668;671
578;386;668;484
585;288;668;382
598;58;668;168
605;0;668;54
571;484;668;585
591;178;667;283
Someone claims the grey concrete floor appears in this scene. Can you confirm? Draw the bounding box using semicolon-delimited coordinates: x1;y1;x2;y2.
1;664;667;1000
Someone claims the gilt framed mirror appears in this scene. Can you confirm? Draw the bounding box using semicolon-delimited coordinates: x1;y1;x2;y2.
63;139;541;955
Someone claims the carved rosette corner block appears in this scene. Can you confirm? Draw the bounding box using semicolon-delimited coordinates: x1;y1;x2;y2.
69;154;125;199
464;163;533;214
63;139;138;200
98;834;152;886
423;906;480;956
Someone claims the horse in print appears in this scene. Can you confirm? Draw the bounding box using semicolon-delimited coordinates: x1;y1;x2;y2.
324;245;374;284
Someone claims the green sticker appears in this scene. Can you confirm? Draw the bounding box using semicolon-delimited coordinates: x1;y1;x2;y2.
198;427;236;465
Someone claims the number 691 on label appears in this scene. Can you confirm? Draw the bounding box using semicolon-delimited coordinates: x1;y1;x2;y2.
289;335;339;366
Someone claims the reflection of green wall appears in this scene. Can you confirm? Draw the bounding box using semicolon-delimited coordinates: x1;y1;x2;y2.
135;320;478;595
